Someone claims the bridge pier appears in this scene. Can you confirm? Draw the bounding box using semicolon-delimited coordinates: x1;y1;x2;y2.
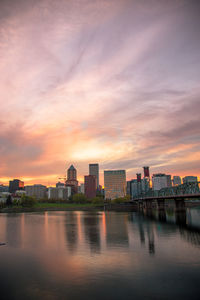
138;201;143;210
145;200;153;209
175;198;185;211
158;209;167;222
175;209;186;226
156;199;165;210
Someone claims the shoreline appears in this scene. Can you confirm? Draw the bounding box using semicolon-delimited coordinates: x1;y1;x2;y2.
0;202;199;213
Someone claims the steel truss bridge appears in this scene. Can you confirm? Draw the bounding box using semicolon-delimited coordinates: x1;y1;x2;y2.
132;182;200;210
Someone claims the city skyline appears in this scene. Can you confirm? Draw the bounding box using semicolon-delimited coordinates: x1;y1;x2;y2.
1;163;198;188
0;0;200;186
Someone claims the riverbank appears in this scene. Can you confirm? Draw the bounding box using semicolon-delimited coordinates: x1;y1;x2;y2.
0;202;138;213
0;202;199;213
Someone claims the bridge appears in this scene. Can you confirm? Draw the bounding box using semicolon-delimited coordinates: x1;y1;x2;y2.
132;193;200;210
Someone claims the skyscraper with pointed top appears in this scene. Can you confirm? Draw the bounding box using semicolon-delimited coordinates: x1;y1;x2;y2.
65;165;78;194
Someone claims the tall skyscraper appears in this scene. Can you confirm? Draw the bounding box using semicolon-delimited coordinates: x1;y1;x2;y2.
84;175;96;199
65;165;78;194
89;163;99;189
104;170;126;200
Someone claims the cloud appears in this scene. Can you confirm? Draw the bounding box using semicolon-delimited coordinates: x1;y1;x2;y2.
0;0;200;184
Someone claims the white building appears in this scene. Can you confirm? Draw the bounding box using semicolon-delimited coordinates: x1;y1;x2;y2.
152;174;171;191
25;184;47;199
56;182;65;188
104;170;126;200
0;192;11;203
173;176;182;186
183;176;198;184
48;186;71;200
80;183;85;194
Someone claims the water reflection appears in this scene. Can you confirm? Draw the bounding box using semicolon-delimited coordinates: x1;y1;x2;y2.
65;212;78;252
105;213;129;248
0;209;200;300
136;208;200;248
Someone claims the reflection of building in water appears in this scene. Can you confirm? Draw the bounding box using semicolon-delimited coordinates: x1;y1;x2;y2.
187;208;200;228
105;213;129;247
83;213;101;253
158;210;167;222
129;213;154;254
179;228;200;246
65;212;78;252
137;215;145;244
6;214;23;247
146;224;155;255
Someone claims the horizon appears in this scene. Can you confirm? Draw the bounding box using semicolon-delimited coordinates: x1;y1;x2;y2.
0;0;200;186
0;163;199;187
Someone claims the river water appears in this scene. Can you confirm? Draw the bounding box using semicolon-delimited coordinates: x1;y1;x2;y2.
0;208;200;300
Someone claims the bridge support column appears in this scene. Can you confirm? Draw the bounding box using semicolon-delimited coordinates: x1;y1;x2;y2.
158;210;167;222
138;201;143;211
146;200;152;209
175;198;185;212
175;209;186;226
156;199;165;210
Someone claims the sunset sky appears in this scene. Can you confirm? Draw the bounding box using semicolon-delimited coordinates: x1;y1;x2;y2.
0;0;200;186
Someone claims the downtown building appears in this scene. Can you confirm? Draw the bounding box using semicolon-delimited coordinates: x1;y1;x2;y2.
0;185;8;192
84;175;96;199
127;179;139;198
104;170;126;200
127;177;150;199
182;176;198;184
65;165;78;194
25;184;47;199
152;174;172;191
9;179;24;193
173;176;182;186
78;183;85;194
48;186;71;200
89;163;99;189
56;181;65;188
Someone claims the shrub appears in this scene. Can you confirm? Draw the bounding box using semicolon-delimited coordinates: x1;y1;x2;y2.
91;197;104;204
12;199;20;206
21;195;36;207
112;196;130;204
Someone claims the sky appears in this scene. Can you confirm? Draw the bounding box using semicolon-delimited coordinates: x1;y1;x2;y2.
0;0;200;186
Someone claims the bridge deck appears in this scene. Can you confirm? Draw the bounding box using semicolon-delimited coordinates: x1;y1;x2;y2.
133;194;200;201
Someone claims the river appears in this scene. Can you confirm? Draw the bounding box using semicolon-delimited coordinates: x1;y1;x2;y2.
0;208;200;299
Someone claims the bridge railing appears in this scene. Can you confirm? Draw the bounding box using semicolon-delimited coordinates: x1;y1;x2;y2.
131;182;200;200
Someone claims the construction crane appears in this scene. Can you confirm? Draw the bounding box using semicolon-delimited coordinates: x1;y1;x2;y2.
58;176;66;182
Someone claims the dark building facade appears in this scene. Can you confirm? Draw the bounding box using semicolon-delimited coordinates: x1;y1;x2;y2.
84;175;96;199
65;165;78;194
89;163;99;189
9;179;24;193
143;166;150;178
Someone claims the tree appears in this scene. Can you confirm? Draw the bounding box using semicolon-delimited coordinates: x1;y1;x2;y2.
6;195;12;206
72;193;87;204
112;195;130;204
21;195;36;207
91;197;104;204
